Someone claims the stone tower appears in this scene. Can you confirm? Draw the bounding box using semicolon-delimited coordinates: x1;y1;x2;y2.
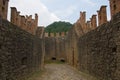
97;6;107;26
0;0;9;20
109;0;120;18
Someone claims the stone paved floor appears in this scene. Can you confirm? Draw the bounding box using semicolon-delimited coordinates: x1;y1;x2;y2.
36;63;87;80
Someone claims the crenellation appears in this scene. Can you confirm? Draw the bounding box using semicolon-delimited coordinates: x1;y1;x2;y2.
20;15;26;30
90;15;97;29
86;21;91;31
80;11;87;32
97;5;107;26
10;7;38;35
61;32;65;37
56;33;60;37
17;12;21;27
45;33;49;37
0;0;9;20
44;32;67;38
35;13;38;27
50;33;54;37
10;7;17;25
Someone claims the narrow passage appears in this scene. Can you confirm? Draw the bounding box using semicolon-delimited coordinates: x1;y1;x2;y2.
31;63;93;80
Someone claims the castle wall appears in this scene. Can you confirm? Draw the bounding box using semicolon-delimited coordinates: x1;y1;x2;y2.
65;22;84;68
0;17;44;80
0;0;9;20
10;7;38;35
78;13;120;80
44;36;66;61
44;37;56;61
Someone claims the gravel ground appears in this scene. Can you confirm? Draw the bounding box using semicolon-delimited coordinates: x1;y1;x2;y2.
35;63;87;80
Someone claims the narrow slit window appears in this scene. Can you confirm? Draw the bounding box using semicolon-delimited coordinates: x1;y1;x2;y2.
3;1;5;5
113;5;116;10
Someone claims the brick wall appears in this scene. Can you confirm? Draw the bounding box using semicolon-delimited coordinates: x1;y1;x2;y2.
0;18;44;80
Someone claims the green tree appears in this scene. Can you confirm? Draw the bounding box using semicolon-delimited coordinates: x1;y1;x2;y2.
45;21;72;33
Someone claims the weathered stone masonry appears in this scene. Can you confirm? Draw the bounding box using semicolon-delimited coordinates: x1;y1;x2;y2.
44;36;66;61
0;0;9;20
0;17;44;80
78;13;120;80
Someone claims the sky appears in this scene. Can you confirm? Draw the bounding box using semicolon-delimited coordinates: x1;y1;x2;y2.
8;0;110;26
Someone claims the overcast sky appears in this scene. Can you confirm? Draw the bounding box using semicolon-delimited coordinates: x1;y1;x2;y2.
8;0;110;26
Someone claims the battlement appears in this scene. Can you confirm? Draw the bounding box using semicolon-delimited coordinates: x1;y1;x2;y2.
79;11;87;32
44;32;67;38
97;5;107;26
76;5;108;33
10;7;38;35
90;15;97;29
0;0;9;20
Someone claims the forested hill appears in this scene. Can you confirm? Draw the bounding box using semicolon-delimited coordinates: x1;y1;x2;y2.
45;21;73;33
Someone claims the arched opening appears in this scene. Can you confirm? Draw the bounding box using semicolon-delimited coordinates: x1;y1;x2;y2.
0;45;2;49
21;57;27;66
60;59;65;62
2;7;5;12
51;57;56;60
0;64;2;70
112;47;117;52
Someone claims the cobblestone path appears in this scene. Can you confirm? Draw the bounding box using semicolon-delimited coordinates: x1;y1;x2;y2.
36;63;87;80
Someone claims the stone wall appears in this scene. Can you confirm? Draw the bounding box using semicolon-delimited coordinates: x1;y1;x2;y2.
78;13;120;80
10;7;38;35
65;22;84;68
0;17;44;80
0;0;9;20
45;37;66;61
45;37;56;61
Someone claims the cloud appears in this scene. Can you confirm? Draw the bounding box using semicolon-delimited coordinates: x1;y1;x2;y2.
8;0;109;26
54;6;77;17
84;0;96;6
8;0;60;26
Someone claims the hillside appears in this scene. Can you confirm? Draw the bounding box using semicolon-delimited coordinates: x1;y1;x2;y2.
45;21;72;33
